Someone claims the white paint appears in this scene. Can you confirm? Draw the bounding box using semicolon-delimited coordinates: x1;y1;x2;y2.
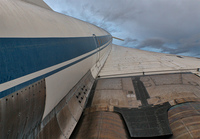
44;53;95;118
43;43;112;118
0;0;110;37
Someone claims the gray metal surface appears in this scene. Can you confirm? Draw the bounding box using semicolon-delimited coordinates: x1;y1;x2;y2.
168;102;200;138
35;71;95;139
36;116;64;139
115;102;172;137
0;71;94;138
0;79;46;139
67;95;83;121
84;73;200;138
71;112;130;139
56;105;77;138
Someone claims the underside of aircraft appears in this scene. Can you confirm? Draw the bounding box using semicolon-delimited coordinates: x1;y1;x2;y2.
0;0;200;138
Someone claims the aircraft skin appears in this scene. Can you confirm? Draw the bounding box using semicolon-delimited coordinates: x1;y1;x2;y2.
0;0;112;117
0;0;112;138
0;0;200;139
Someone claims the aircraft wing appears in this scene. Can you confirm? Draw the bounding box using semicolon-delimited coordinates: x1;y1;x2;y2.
100;44;200;78
71;44;200;138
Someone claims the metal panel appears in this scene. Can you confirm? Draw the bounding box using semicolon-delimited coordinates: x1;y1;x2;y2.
85;73;200;138
145;73;200;106
56;105;77;138
36;116;65;139
115;102;172;137
0;79;46;139
91;77;141;108
122;78;135;94
67;95;83;122
92;90;130;107
96;78;122;90
35;71;94;139
84;105;114;115
168;102;200;138
71;112;130;139
150;74;183;86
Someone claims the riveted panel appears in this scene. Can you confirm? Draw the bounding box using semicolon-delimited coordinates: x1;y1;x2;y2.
37;116;65;139
0;79;46;139
71;112;130;139
67;95;83;122
34;70;95;139
56;105;77;138
168;102;200;138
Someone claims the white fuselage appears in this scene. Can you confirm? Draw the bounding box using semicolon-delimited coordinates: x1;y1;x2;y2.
0;0;112;119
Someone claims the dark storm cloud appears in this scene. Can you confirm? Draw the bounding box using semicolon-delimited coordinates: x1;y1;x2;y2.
137;38;166;49
45;0;200;57
136;35;200;57
167;35;200;57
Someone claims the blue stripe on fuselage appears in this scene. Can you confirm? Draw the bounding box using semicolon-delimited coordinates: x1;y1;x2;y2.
0;35;112;98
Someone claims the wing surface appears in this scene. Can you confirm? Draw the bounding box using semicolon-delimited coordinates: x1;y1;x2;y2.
99;44;200;78
74;44;200;138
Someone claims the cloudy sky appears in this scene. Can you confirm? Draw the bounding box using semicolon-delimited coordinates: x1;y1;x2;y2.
44;0;200;58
